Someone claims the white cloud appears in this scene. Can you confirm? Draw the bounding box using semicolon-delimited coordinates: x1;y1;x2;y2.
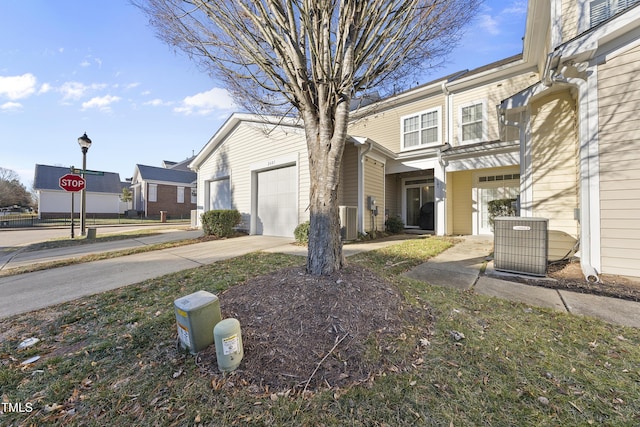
80;60;91;67
503;1;527;16
1;101;23;111
81;95;121;111
59;82;107;101
39;83;52;94
144;98;172;107
478;14;500;35
174;88;236;115
0;73;37;100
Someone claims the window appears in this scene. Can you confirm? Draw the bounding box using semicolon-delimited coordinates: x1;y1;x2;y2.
148;184;157;202
191;188;197;204
177;186;185;203
401;108;440;150
460;101;485;144
591;0;640;27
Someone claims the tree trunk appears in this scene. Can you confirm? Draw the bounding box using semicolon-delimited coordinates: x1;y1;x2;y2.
303;99;350;275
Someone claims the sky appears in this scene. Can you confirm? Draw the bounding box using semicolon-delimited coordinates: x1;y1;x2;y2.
1;0;528;188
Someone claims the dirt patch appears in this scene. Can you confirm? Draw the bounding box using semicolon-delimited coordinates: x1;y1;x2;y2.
195;265;433;393
497;259;640;302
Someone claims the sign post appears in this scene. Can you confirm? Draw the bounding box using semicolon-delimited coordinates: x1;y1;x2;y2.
60;172;86;238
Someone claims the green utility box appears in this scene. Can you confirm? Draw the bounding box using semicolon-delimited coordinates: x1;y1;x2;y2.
174;290;222;354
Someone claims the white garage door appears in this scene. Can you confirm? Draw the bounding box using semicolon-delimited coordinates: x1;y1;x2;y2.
257;166;297;237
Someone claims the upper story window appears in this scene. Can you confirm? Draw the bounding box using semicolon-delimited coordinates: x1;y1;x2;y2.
401;107;441;151
590;0;640;27
460;101;486;144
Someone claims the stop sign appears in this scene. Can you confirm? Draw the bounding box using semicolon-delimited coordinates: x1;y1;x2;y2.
59;173;86;192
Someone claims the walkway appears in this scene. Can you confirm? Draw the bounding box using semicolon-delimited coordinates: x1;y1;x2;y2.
405;236;640;328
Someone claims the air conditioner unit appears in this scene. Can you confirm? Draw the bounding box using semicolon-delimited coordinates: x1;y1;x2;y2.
493;217;548;276
339;206;357;241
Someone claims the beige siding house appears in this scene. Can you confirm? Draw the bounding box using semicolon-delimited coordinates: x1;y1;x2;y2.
500;0;640;279
189;115;309;238
191;0;640;280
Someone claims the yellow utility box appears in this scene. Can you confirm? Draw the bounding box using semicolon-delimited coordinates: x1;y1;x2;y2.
214;318;243;372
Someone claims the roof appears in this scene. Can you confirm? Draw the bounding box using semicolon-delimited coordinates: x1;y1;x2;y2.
165;156;196;172
135;164;196;185
33;164;123;193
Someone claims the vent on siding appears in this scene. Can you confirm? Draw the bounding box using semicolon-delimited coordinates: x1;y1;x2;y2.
494;217;548;276
339;206;358;241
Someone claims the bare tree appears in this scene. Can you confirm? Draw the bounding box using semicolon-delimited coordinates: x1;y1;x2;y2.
136;0;480;275
0;167;33;208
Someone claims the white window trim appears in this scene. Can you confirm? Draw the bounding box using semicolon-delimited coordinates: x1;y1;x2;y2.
177;186;185;203
190;187;197;204
588;0;640;28
459;100;487;145
148;183;157;202
400;106;442;152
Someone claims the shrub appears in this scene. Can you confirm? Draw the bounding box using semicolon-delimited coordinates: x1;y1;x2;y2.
487;198;517;230
201;210;241;238
294;221;310;244
385;216;404;234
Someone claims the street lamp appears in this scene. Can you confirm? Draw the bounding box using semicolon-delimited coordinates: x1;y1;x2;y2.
78;132;92;236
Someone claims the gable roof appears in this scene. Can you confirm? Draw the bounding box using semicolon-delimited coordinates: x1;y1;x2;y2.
190;113;304;171
33;164;123;194
135;164;196;185
165;156;196;172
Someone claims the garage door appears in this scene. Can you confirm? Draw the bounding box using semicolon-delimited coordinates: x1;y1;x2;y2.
257;166;297;237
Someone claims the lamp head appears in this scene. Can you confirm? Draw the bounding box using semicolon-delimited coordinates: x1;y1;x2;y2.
78;133;92;150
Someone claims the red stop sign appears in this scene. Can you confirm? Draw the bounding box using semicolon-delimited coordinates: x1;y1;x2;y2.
59;173;86;192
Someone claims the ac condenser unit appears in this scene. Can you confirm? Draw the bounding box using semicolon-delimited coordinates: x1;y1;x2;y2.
493;217;548;276
339;206;358;241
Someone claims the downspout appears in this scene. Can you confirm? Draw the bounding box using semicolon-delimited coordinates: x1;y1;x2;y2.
441;80;454;147
438;78;455;235
358;140;374;235
551;65;601;283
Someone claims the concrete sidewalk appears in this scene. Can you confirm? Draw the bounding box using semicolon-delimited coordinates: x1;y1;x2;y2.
0;229;204;271
0;232;425;319
405;236;640;328
0;235;292;318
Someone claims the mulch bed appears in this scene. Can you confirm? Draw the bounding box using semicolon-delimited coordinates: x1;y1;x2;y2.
497;259;640;302
195;265;433;393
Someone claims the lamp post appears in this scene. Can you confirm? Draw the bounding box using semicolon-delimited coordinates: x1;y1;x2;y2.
78;132;92;236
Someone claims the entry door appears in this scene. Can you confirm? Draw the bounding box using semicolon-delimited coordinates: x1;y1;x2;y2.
405;178;435;229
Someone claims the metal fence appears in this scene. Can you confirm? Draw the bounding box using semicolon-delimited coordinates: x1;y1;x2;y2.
0;213;191;229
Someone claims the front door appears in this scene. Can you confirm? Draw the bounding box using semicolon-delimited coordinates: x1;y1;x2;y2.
476;173;520;234
404;178;435;230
